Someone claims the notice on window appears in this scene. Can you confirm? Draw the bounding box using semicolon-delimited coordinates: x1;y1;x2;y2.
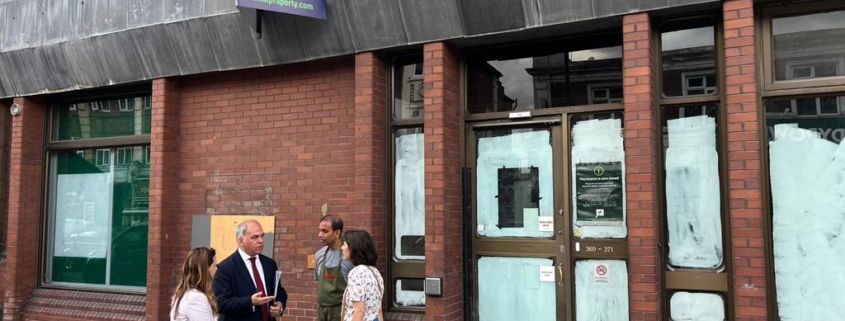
575;162;623;225
538;216;554;232
54;173;110;258
593;263;611;285
539;266;555;283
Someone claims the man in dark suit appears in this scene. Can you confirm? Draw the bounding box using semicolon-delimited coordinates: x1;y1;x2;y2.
214;220;288;321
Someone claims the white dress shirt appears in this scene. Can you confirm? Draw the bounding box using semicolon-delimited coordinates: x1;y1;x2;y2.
238;248;267;294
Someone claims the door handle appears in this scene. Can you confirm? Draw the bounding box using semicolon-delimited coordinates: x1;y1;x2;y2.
557;264;563;287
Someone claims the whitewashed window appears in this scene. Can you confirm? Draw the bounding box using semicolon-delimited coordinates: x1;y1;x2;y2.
478;257;556;321
767;93;845;320
662;105;723;269
575;260;629;321
394;130;425;260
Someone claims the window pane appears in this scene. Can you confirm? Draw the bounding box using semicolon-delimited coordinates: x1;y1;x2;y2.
773;9;845;81
54;94;152;141
394;128;425;259
661;18;717;97
575;260;629;321
478;257;555;321
393;57;424;120
467;43;622;113
570;112;627;239
662;104;723;269
476;128;553;238
49;147;149;287
669;292;725;321
766;95;845;320
395;279;425;307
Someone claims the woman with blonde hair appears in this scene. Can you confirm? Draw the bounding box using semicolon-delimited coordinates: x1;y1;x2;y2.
171;247;219;321
340;230;384;321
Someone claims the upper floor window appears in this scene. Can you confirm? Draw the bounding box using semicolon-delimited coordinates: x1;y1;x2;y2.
763;2;845;90
660;17;718;98
466;35;623;114
55;96;152;140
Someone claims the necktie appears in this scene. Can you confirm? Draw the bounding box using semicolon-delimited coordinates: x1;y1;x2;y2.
249;257;269;321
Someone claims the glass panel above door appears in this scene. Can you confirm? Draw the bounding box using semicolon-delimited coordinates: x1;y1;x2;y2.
476;127;554;238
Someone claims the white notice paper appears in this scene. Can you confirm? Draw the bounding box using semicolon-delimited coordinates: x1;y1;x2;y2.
539;266;555;282
538;216;554;232
274;271;282;300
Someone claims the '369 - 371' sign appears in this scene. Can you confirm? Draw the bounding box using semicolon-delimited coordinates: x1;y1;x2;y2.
237;0;327;20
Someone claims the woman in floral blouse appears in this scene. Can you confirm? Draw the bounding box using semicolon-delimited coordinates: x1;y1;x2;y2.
340;230;384;321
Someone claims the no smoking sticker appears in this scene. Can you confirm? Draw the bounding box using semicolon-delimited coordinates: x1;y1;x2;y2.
594;263;611;285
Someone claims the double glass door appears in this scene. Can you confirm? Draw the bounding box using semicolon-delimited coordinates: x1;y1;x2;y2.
468;110;629;321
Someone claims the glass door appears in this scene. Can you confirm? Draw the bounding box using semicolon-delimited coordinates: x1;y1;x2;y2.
467;109;629;321
468;116;570;321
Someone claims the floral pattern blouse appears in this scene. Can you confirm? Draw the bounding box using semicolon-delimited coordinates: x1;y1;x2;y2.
342;265;384;321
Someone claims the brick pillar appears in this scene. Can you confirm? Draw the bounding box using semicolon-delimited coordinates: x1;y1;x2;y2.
147;78;182;320
354;52;389;264
423;42;463;321
0;101;9;300
4;97;45;321
723;1;766;320
622;13;660;321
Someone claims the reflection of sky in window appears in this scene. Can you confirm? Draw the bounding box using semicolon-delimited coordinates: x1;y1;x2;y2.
571;46;622;61
487;46;622;110
489;59;535;109
662;27;714;51
773;10;845;35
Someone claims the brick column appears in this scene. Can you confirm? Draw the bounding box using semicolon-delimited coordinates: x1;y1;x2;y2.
622;13;660;321
4;97;45;321
723;1;767;320
0;101;9;300
147;78;182;320
354;52;389;263
423;42;463;321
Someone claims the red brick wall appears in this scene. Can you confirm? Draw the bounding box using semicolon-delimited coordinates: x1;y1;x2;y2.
723;1;767;320
147;78;183;320
423;42;463;321
0;100;9;304
4;97;45;321
353;52;388;264
622;13;661;321
174;58;358;321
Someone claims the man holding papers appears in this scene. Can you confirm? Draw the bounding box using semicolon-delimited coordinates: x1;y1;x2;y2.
214;220;288;321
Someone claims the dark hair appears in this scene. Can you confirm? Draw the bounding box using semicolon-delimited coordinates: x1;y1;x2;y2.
320;214;344;233
342;230;378;266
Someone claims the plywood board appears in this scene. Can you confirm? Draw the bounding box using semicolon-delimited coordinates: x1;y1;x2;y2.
210;215;275;262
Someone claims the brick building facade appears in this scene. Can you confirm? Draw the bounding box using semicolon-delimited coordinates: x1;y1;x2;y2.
0;0;842;320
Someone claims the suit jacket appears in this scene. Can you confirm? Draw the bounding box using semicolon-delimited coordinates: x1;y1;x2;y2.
213;251;288;321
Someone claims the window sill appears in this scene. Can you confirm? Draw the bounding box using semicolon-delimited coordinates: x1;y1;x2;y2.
385;311;425;321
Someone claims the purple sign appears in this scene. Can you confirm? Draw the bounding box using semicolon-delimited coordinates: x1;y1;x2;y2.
237;0;327;20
